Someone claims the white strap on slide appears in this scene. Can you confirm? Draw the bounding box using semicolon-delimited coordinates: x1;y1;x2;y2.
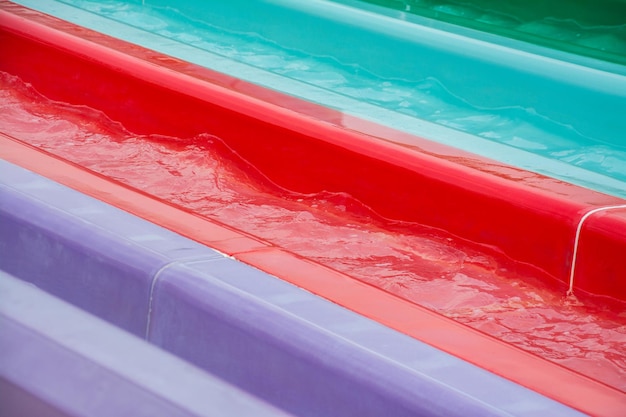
567;204;626;296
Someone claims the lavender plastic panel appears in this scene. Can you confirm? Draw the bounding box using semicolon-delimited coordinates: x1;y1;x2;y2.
148;259;583;417
0;160;223;336
0;271;292;417
0;161;583;416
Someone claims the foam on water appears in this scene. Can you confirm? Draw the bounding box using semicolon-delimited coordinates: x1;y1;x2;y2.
2;71;624;391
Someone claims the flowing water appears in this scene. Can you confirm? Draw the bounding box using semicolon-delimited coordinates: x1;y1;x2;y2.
2;72;624;391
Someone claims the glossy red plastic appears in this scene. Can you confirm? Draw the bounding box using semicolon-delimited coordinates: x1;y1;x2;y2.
1;3;625;302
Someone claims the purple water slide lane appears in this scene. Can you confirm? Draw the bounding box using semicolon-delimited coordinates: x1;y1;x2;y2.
0;160;585;416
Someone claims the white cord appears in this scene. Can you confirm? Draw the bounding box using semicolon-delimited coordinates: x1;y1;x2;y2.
567;204;626;296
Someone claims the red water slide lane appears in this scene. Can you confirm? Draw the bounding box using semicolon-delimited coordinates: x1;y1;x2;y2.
1;1;626;300
1;3;626;414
